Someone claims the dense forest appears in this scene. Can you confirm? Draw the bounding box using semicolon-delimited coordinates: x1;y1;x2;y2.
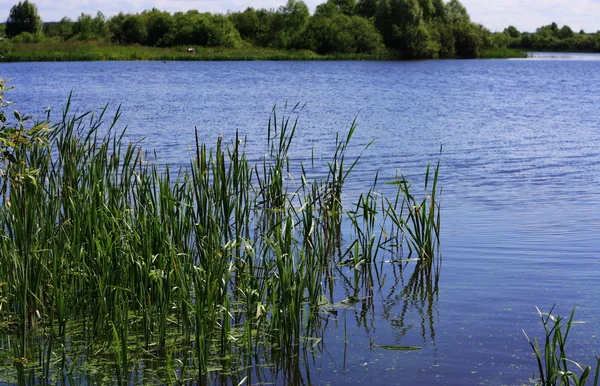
1;0;600;60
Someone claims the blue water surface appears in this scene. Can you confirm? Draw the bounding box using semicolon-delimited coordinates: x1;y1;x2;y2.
2;56;600;385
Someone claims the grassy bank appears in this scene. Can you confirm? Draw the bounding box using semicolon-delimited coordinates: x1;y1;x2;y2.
0;42;525;62
1;42;324;61
0;80;441;384
0;42;400;62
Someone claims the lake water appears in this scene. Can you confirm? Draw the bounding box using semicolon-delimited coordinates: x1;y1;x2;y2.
2;56;600;385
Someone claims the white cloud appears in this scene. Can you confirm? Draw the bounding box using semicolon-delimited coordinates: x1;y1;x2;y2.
1;0;599;33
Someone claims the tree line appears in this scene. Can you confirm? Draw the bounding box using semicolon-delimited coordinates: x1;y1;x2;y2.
496;23;600;52
3;0;600;59
1;0;494;58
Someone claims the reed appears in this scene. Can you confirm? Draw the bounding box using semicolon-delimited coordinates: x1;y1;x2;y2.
386;154;441;262
344;176;381;266
0;79;444;384
523;306;600;386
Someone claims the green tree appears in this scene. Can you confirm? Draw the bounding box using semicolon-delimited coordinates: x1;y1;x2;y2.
58;17;75;40
419;0;435;20
452;22;490;58
492;30;510;47
228;7;275;46
573;33;594;51
431;0;446;20
197;13;244;47
107;13;127;43
72;11;108;41
303;12;383;54
375;0;439;58
434;20;455;57
142;9;173;46
444;0;470;24
5;0;42;38
519;32;533;49
315;2;338;17
593;32;600;51
0;38;12;58
42;17;74;41
121;14;147;44
536;22;558;37
315;0;356;17
73;13;95;41
272;0;310;48
503;25;520;38
162;11;243;48
92;11;109;41
558;25;574;39
356;0;377;18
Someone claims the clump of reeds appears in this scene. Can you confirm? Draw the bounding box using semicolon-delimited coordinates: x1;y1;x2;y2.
0;79;444;384
523;306;600;386
385;152;442;262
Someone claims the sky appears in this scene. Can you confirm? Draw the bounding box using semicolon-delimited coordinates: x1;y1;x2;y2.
2;0;600;33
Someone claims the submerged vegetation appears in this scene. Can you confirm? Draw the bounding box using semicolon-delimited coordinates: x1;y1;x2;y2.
0;79;443;384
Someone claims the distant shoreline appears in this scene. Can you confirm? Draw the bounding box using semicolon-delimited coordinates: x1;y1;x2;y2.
0;43;527;62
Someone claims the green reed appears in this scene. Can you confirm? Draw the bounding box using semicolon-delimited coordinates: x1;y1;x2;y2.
524;306;600;386
0;84;443;384
344;175;381;266
386;155;441;262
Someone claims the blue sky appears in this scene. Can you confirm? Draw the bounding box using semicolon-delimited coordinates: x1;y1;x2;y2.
2;0;600;33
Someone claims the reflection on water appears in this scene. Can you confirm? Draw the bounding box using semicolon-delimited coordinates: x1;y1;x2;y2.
526;52;600;60
0;260;443;385
333;255;441;348
383;259;440;347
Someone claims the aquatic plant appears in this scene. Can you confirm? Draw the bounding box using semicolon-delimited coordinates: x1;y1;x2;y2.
386;153;441;262
523;306;600;386
0;82;443;384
